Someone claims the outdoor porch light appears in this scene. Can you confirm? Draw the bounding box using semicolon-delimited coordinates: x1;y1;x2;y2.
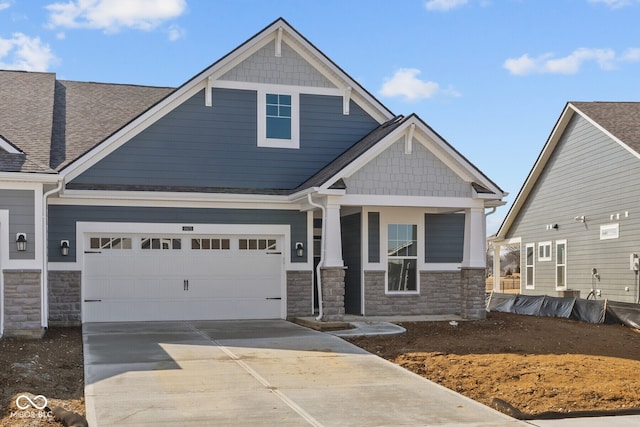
60;240;70;256
295;242;304;257
16;233;27;252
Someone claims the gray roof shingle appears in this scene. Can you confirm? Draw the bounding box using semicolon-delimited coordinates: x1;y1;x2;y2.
571;102;640;153
0;69;174;173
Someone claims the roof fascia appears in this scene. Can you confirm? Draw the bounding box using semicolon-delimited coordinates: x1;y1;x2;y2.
58;189;294;206
496;103;576;239
0;135;23;154
320;115;506;198
571;103;640;162
61;18;394;182
0;171;59;183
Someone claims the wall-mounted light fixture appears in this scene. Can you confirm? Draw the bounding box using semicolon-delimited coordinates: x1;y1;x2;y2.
60;240;70;256
552;224;558;230
16;233;27;251
295;242;304;257
575;216;586;223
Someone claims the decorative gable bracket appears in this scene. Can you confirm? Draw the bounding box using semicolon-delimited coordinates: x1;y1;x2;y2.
405;123;415;154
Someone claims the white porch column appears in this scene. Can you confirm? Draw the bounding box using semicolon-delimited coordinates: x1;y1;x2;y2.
493;242;501;292
462;207;486;268
323;196;344;267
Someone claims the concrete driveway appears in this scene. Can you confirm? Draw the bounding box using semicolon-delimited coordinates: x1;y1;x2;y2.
83;320;525;426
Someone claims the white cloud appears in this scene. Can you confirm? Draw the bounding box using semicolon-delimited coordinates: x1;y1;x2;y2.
0;1;11;12
45;0;186;34
425;0;468;11
588;0;639;8
167;24;185;41
503;47;638;76
379;68;447;101
0;33;58;71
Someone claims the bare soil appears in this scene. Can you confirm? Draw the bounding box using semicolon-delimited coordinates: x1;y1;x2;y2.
346;312;640;419
0;328;84;427
1;313;639;424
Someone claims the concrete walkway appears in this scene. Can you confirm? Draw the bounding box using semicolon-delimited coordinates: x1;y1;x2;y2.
83;320;524;426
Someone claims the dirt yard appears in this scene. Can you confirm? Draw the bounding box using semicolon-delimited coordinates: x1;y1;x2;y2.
347;311;640;419
1;313;639;425
0;327;84;427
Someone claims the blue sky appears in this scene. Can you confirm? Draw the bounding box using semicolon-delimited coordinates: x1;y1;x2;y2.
1;0;640;234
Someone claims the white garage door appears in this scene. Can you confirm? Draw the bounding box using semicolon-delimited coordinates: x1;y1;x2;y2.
83;234;283;322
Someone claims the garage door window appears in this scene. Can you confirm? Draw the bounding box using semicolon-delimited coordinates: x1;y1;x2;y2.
90;237;132;250
239;238;277;250
191;238;230;250
141;237;181;250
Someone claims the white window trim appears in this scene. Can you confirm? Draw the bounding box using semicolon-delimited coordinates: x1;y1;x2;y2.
525;243;535;290
555;239;567;290
538;241;552;262
257;89;299;149
381;209;423;295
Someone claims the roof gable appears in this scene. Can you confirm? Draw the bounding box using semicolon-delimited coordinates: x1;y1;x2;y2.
219;39;336;89
496;102;640;239
62;18;395;182
299;114;505;202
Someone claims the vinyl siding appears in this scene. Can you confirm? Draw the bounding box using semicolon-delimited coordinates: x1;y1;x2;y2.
0;189;35;260
507;114;640;303
71;89;379;190
425;213;465;263
48;205;307;263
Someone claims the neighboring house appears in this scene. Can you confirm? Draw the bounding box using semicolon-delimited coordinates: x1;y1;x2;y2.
491;102;640;304
0;18;506;337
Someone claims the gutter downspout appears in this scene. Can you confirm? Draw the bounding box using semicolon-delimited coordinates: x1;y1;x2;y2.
42;179;64;329
307;194;325;321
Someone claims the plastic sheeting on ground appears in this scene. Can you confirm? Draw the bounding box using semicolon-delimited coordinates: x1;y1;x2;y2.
487;292;609;325
606;300;640;329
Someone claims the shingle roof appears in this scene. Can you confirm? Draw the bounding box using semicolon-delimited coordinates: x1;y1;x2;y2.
0;70;56;173
571;102;640;153
0;69;174;173
295;115;406;190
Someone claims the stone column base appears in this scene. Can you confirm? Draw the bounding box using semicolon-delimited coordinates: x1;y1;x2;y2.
320;267;345;322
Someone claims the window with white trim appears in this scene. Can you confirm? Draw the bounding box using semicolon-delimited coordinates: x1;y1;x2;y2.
556;240;567;289
525;243;535;289
257;91;299;148
538;241;551;261
387;224;417;292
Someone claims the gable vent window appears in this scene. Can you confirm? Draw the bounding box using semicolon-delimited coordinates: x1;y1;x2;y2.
258;90;299;149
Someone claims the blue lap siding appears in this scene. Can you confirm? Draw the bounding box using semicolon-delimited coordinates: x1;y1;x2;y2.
0;189;36;260
71;89;379;190
48;205;307;263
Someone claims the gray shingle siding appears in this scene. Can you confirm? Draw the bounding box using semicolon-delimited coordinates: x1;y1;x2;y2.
70;89;379;191
344;139;471;197
507;114;640;302
0;189;35;260
219;40;335;88
48;205;307;263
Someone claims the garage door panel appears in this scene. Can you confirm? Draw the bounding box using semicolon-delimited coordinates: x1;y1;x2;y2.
84;234;284;322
